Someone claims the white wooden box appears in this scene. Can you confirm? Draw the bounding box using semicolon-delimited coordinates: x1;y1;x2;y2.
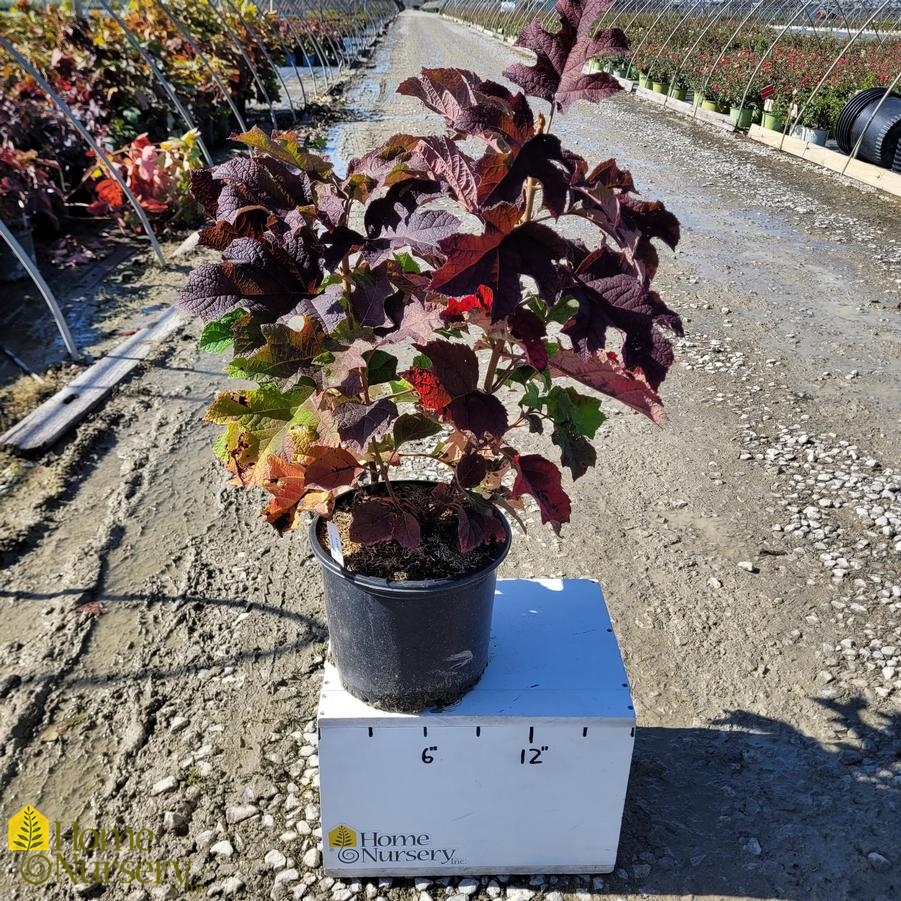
317;579;635;876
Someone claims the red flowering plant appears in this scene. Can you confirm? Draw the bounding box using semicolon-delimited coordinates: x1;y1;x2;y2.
177;0;682;568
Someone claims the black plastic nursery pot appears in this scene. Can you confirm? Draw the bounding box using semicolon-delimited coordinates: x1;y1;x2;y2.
309;481;511;713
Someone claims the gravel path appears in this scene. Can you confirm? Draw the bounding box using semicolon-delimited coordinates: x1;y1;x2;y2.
1;11;899;900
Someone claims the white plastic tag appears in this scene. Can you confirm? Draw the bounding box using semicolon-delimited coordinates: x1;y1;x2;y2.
326;522;344;566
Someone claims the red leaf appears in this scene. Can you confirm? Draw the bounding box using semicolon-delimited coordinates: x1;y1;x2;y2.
403;367;453;412
512;454;572;530
441;285;494;321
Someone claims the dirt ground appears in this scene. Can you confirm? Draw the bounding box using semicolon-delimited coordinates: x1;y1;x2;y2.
1;11;900;901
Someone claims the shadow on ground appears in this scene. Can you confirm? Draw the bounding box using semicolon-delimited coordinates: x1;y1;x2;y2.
620;699;899;899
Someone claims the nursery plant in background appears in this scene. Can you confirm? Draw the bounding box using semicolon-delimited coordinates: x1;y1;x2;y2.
178;0;682;712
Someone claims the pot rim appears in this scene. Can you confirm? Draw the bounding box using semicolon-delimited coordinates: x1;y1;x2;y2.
308;479;512;595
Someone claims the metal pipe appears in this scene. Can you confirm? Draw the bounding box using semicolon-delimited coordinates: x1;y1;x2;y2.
96;0;214;166
787;0;895;142
0;36;166;266
219;0;300;121
0;217;81;361
155;0;249;132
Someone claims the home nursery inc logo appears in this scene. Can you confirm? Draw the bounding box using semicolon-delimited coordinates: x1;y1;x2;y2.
6;805;199;889
327;824;463;866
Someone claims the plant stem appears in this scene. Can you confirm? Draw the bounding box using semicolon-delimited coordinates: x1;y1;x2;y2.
483;340;503;392
371;446;399;505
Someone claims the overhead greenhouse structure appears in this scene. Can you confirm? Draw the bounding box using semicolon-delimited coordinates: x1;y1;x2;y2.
0;0;398;354
442;0;901;171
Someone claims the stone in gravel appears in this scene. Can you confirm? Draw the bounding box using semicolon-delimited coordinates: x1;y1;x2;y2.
457;879;478;896
150;776;178;796
419;893;433;901
591;877;604;891
545;894;564;901
169;716;190;733
633;864;652;879
415;879;432;891
867;851;890;872
162;811;188;835
210;840;234;857
333;891;353;901
505;889;534;901
303;848;322;869
448;895;467;901
486;882;501;898
292;887;308;900
708;577;722;589
265;849;288;870
365;884;378;899
221;877;245;897
227;804;259;825
304;804;320;822
736;561;758;573
275;870;300;887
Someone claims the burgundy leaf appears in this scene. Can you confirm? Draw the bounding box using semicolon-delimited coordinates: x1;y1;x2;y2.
348;133;422;190
549;347;665;423
177;236;321;323
445;392;509;438
415;136;480;210
432;208;569;320
457;453;488;488
504;0;628;112
397;68;534;152
487;134;572;218
456;504;508;553
509;307;549;370
351;268;395;328
413;340;478;397
349;498;421;549
348;499;396;544
334;399;399;453
381;297;445;345
564;246;682;388
308;282;347;333
512;454;572;530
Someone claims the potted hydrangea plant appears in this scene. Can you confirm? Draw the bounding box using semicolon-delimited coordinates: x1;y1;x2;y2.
177;0;682;712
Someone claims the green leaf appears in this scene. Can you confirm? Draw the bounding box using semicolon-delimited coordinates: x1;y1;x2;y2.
393;413;442;447
226;320;324;383
547;298;579;325
547;387;605;438
393;252;422;274
199;308;246;354
388;378;417;403
412;353;432;370
365;349;399;386
207;384;314;426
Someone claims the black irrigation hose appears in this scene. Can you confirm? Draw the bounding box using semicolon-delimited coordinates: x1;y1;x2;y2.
835;87;901;169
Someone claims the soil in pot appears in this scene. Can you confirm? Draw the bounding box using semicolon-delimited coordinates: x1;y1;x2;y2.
311;482;511;713
318;483;502;581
